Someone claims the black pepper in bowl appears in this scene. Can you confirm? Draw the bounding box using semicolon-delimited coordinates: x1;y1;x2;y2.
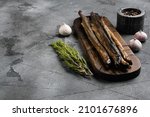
122;8;141;16
117;8;145;34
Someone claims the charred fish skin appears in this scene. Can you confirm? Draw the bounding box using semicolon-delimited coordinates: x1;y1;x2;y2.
90;12;128;67
78;10;111;67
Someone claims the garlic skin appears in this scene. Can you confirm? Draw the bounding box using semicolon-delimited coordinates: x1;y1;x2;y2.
134;30;147;42
129;38;142;52
58;23;72;36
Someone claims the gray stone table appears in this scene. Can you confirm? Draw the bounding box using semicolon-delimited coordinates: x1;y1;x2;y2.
0;0;150;99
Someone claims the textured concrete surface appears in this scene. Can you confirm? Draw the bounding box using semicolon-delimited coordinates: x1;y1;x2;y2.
0;0;150;100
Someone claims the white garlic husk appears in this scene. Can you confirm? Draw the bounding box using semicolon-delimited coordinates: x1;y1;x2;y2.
129;38;142;52
58;23;72;36
134;30;147;42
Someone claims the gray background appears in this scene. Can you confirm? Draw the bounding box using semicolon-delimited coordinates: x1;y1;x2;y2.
0;0;150;99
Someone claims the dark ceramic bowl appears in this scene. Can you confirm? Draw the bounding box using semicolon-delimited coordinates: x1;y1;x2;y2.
117;8;145;34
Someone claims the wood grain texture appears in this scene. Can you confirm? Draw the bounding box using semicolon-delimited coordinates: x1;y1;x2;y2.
73;16;141;81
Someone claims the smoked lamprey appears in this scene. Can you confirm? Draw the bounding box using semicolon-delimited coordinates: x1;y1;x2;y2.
100;17;132;65
90;12;130;67
78;10;111;67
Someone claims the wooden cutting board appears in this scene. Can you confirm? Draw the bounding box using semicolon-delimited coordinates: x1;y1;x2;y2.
73;16;141;81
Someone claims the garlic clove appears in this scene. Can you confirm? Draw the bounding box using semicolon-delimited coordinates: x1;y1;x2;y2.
58;23;72;36
134;30;147;42
129;38;142;52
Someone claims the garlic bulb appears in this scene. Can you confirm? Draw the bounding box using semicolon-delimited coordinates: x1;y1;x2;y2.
129;38;142;52
134;30;147;42
58;23;72;36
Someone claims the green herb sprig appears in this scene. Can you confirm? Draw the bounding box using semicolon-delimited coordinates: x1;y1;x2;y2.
51;40;93;77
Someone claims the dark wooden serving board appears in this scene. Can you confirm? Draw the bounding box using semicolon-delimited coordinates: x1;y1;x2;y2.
73;16;141;81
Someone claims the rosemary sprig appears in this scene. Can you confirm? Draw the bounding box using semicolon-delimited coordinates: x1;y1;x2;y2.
51;40;93;77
